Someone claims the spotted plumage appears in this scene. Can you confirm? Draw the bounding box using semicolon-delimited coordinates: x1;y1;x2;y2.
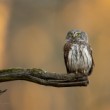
64;29;94;75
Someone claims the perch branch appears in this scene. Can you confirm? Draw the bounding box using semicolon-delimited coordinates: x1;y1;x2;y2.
0;68;89;94
0;68;89;88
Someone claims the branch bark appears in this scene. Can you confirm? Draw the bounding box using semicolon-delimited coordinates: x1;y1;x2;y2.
0;68;89;86
0;68;89;93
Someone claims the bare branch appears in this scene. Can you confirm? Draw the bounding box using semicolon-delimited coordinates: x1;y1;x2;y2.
0;68;89;88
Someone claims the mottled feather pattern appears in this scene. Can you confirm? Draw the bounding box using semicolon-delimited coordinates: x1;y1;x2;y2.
64;41;94;75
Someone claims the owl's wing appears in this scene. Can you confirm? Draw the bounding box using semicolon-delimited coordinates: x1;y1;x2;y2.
64;43;72;73
87;44;94;75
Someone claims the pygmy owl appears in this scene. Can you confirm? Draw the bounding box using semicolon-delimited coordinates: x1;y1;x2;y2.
64;29;94;75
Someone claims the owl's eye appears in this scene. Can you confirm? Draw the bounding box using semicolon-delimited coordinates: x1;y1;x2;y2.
67;32;73;38
73;32;81;37
77;33;81;37
66;32;73;40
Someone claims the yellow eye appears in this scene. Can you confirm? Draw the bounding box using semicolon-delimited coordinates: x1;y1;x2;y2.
67;32;73;38
77;33;81;37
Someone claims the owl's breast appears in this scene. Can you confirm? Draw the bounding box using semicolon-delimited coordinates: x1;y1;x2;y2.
68;43;92;74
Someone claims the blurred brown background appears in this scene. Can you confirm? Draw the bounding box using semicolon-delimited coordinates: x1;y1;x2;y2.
0;0;109;110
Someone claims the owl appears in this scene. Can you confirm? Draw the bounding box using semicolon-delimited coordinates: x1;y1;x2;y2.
64;29;94;75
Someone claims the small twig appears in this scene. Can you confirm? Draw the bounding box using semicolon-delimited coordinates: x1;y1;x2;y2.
0;89;7;94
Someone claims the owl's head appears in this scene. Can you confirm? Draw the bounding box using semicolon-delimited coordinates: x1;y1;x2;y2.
66;29;88;43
